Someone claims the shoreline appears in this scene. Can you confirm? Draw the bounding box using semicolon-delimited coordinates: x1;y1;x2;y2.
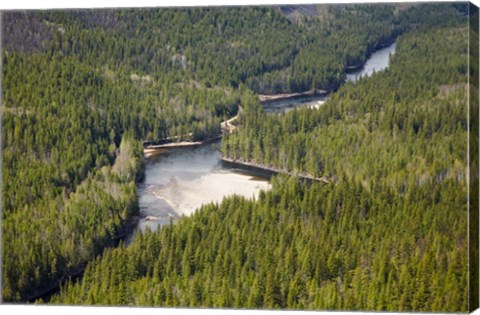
221;157;329;184
143;136;221;157
345;39;397;73
142;88;331;159
345;62;365;72
258;89;328;104
258;38;397;104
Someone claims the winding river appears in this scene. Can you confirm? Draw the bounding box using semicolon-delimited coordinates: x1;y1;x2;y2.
32;40;397;303
128;41;397;242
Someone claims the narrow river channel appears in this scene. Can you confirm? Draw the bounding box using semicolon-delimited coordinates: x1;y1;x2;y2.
129;40;397;243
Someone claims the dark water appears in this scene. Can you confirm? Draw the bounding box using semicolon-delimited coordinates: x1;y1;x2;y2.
131;40;397;241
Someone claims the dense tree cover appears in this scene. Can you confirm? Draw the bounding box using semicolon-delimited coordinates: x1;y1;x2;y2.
1;4;399;301
245;4;399;93
51;174;467;312
4;4;459;96
223;27;469;190
1;7;257;301
1;2;470;307
247;3;467;94
468;3;479;311
2;46;242;301
2;51;241;145
50;12;470;312
2;133;143;301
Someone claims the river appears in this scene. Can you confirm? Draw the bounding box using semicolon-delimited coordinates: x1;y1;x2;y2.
125;143;272;243
346;42;397;82
129;40;397;242
31;40;397;303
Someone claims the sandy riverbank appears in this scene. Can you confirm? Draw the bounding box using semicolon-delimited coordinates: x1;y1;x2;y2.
149;172;271;217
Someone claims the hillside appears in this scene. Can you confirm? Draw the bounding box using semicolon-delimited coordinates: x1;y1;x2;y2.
50;9;470;312
1;3;472;309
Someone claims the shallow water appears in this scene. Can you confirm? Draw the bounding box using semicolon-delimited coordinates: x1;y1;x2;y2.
127;141;271;242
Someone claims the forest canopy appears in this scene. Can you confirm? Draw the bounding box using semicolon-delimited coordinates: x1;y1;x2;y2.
1;2;472;311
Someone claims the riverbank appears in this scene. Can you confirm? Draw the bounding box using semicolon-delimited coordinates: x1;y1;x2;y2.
344;38;397;72
345;62;364;71
144;136;221;158
143;111;241;158
258;89;328;104
222;157;329;184
258;39;397;105
142;83;334;159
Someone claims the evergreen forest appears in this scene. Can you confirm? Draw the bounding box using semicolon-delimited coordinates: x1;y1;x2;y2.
1;2;476;312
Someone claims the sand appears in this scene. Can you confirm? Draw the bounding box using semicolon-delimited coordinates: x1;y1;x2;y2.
150;171;271;217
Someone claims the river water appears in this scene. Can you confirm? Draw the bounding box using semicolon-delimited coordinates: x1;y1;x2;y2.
346;42;396;82
126;143;272;243
129;41;397;242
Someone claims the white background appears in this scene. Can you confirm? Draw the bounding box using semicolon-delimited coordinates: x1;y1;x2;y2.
0;0;479;314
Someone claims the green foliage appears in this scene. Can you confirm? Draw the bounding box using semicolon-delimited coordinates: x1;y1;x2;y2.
245;4;400;93
51;16;469;312
223;26;468;190
2;4;414;96
1;3;471;310
1;5;402;301
50;175;467;312
2;134;142;301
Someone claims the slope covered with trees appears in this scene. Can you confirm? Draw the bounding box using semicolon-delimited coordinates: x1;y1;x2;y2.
50;174;467;312
1;2;469;307
49;9;469;312
222;26;468;188
2;131;144;301
2;4;413;301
